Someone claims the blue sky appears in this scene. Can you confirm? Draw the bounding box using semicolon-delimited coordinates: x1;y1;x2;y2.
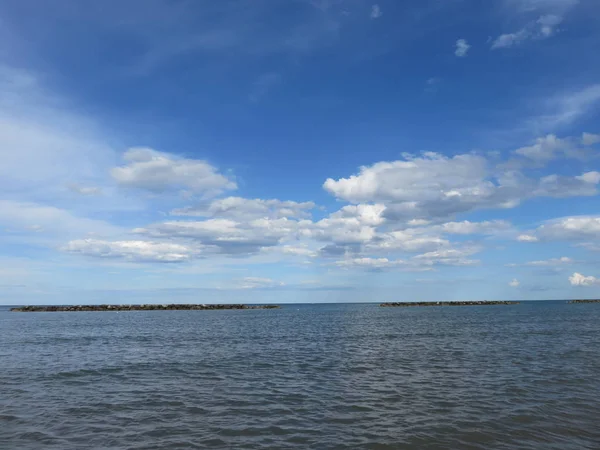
1;0;600;304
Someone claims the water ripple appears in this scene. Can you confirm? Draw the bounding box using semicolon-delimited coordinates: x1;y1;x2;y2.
1;302;600;449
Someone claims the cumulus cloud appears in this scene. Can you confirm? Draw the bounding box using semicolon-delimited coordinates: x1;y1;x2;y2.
171;197;315;220
536;216;600;240
323;151;598;222
134;217;302;255
370;4;382;19
534;172;600;198
517;216;600;248
63;239;198;262
514;134;572;161
111;148;236;196
324;153;490;206
455;39;471;57
509;278;520;287
569;272;600;287
306;204;386;245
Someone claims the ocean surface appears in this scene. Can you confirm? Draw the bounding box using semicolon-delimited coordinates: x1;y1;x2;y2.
1;301;600;449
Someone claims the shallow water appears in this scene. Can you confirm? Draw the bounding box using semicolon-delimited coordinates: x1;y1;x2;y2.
2;301;600;449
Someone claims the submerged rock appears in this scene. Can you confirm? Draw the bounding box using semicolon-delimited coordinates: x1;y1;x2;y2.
380;301;519;307
11;304;281;312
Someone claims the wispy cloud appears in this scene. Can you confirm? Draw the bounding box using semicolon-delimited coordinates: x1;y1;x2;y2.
531;84;600;131
370;4;382;19
491;14;563;49
425;77;441;93
249;72;282;102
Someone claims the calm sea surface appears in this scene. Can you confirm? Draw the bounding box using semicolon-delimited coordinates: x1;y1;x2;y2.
1;302;600;449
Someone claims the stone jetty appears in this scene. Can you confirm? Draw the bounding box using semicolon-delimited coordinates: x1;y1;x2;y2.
381;301;519;307
11;304;280;312
568;299;600;304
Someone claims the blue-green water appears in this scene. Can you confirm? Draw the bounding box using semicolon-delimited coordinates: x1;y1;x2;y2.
1;301;599;449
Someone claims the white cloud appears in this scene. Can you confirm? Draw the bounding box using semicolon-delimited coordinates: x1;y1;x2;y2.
536;14;563;36
517;234;539;242
171;197;315;220
507;0;579;13
280;245;317;258
237;277;285;289
577;172;600;184
0;200;120;239
408;219;431;226
569;272;600;286
509;278;520;287
0;65;116;199
323;150;597;222
529;256;573;266
367;230;449;254
534;172;600;198
135;217;302;255
535;84;600;130
514;134;571;160
111;147;236;196
508;256;573;266
67;184;103;196
537;216;600;240
370;4;382;19
455;39;471;57
491;28;531;49
63;239;198;263
437;220;512;235
324;153;490;207
582;132;600;146
336;257;405;270
491;14;562;49
412;247;481;266
306;204;386;245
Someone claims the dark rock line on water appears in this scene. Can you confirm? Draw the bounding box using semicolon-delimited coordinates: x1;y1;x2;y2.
568;299;600;304
10;304;281;312
380;301;520;307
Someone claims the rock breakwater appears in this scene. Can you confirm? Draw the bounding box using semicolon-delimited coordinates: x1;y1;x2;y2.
381;301;519;307
11;304;280;312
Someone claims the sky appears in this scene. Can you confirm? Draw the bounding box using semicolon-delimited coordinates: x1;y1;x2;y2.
1;0;600;304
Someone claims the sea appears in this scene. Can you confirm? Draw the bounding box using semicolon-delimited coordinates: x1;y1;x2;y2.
1;301;599;449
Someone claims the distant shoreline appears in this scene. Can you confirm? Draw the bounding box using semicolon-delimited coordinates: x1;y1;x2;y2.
568;299;600;304
10;304;280;312
381;301;520;307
